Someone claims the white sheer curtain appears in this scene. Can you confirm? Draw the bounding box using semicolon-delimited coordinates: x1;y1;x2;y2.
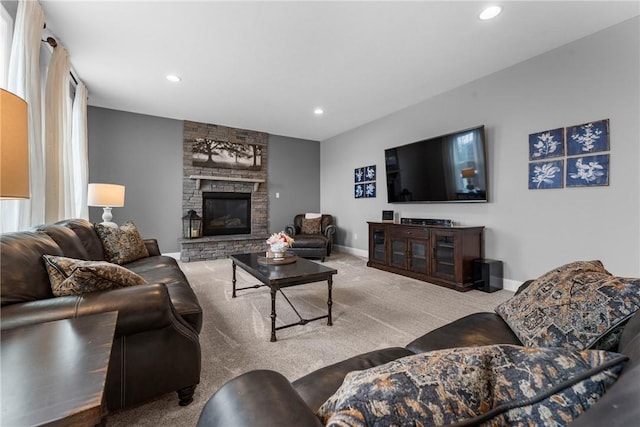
44;45;72;223
71;81;89;219
0;5;13;88
1;0;45;232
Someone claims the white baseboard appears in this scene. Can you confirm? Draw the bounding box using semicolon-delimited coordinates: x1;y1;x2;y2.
162;252;181;260
335;245;523;292
334;244;368;258
502;278;522;293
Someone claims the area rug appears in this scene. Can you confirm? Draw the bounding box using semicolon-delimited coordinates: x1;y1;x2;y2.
107;252;513;426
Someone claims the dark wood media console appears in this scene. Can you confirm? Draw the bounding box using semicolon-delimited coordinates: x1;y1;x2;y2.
367;222;484;292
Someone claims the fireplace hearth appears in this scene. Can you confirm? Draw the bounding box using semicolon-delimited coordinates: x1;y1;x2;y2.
202;192;251;236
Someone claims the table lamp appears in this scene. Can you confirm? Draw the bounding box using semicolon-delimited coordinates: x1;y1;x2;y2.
88;183;125;227
460;167;476;191
1;89;30;199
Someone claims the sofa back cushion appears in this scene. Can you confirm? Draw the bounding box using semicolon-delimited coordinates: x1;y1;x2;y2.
1;231;62;306
54;218;105;260
36;224;90;260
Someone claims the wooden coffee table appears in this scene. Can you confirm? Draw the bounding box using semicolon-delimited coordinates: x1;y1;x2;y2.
230;253;337;341
1;312;117;427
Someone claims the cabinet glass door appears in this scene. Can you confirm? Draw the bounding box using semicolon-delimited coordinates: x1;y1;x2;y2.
390;239;407;268
409;240;428;273
433;234;456;278
372;229;386;262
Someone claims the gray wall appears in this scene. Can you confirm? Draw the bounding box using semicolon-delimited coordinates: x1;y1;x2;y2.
88;107;184;253
268;134;320;233
88;108;320;253
320;17;640;283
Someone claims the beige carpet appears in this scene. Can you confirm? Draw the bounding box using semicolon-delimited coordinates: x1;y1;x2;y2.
107;252;513;426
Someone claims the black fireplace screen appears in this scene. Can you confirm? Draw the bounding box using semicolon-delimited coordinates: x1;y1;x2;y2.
202;192;251;236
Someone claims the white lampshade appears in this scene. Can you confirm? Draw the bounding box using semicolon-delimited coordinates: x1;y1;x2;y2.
88;183;125;228
1;89;30;199
87;183;125;207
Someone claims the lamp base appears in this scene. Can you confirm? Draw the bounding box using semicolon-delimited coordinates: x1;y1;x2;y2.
100;207;118;228
99;221;119;228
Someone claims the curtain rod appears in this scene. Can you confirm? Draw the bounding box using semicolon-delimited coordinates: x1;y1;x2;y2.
41;36;79;86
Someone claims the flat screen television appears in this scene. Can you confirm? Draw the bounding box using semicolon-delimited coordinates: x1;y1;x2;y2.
385;125;488;203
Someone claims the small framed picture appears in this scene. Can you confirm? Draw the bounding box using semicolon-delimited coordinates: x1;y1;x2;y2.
566;119;609;156
354;168;364;183
529;128;564;160
566;154;609;187
528;160;564;190
354;184;364;198
364;182;376;198
364;165;376;182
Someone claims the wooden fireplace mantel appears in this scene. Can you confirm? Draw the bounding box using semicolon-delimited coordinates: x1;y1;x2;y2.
189;175;265;192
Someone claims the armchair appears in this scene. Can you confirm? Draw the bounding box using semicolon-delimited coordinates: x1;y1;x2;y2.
284;214;336;262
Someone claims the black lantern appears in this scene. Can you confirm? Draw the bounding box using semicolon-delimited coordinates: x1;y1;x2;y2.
182;210;202;239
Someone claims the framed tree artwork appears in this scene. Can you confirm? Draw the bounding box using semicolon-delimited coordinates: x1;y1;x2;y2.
191;138;262;170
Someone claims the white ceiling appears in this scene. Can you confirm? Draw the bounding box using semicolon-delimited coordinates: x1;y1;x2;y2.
34;1;639;141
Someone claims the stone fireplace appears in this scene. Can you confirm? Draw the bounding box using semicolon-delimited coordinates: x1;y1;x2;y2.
180;121;268;261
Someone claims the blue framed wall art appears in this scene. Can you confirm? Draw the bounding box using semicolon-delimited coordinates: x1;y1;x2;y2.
529;160;564;190
566;154;609;187
529;128;565;160
566;119;610;156
354;164;376;198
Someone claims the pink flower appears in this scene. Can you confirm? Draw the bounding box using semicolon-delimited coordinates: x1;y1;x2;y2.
266;232;295;247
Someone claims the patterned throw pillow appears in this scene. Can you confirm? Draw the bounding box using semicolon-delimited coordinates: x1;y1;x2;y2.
317;344;627;427
300;217;322;234
94;221;149;264
495;260;640;350
43;255;147;297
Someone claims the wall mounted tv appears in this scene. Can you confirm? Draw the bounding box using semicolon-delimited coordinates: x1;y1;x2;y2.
385;125;488;203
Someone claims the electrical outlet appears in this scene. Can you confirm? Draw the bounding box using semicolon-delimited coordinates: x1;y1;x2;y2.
275;192;280;199
354;233;358;240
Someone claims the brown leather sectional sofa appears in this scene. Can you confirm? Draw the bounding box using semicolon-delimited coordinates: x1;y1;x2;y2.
197;295;640;426
0;218;202;410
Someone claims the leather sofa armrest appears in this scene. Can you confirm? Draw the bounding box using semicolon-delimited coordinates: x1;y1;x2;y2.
77;284;176;336
324;224;336;238
1;284;176;337
1;299;82;330
197;370;323;427
144;238;161;256
285;224;297;236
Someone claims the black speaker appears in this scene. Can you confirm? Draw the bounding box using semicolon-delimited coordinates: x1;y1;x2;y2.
473;259;503;293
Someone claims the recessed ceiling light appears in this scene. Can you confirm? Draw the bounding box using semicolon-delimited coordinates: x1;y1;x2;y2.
314;107;324;116
166;74;181;83
479;5;502;20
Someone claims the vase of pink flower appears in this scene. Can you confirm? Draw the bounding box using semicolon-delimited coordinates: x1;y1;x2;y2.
266;232;295;258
